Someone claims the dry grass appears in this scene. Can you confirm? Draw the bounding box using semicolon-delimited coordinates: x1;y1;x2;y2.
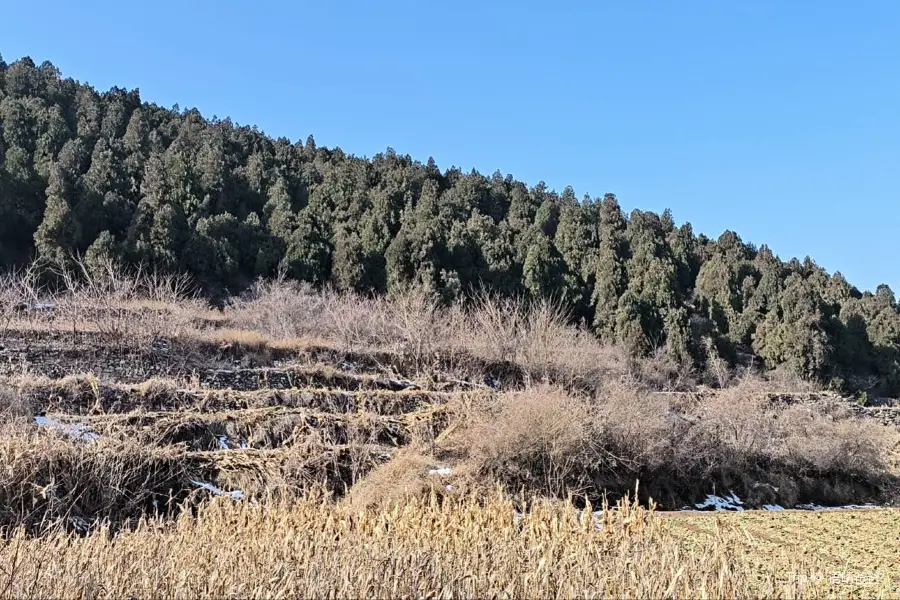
342;447;443;510
0;384;30;423
2;267;900;597
448;381;900;507
2;259;203;343
0;492;896;599
224;280;686;390
459;385;600;498
0;425;192;535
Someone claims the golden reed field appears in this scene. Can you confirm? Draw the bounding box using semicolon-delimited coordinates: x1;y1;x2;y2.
1;269;899;598
0;493;897;599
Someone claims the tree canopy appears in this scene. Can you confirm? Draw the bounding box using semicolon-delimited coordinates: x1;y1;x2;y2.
1;55;899;394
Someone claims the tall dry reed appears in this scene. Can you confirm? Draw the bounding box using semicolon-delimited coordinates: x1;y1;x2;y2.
0;492;860;599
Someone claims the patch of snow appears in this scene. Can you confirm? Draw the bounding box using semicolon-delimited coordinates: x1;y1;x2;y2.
693;491;745;511
795;503;878;511
217;436;249;450
34;416;100;441
191;480;244;501
762;504;785;511
428;466;452;476
70;516;89;534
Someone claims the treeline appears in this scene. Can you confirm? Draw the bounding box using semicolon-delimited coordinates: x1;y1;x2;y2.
1;55;899;394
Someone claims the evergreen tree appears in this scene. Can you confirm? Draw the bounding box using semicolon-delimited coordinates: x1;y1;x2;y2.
590;194;628;339
1;55;899;393
34;163;81;265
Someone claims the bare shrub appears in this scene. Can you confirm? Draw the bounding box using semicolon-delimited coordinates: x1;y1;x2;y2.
463;385;599;497
453;378;897;506
465;291;525;364
223;279;693;390
632;346;695;392
775;402;895;477
0;263;49;333
760;365;822;394
449;293;643;390
667;380;898;498
702;336;734;388
384;286;447;368
229;275;329;341
48;258;201;342
0;272;23;335
0;383;31;422
322;290;395;353
517;300;628;389
672;388;778;478
594;380;673;474
228;276;396;352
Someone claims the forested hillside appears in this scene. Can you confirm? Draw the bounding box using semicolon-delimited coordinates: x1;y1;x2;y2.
1;55;899;394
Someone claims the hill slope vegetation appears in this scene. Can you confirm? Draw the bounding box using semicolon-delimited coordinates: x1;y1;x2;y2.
1;54;899;394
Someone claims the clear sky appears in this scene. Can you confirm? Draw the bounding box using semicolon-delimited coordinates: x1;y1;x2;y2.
2;0;898;292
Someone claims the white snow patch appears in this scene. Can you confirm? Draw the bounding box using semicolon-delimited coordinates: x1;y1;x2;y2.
795;503;878;511
762;504;785;511
191;480;244;500
428;466;452;476
693;492;744;511
217;436;249;450
34;416;100;441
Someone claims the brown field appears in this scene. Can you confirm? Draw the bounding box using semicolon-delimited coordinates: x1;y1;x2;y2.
1;269;899;598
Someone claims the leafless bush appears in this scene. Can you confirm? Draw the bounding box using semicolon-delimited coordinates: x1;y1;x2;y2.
516;300;628;388
322;290;395;353
48;258;201;342
632;346;695;392
0;272;21;335
463;385;600;497
226;281;693;389
702;336;734;388
0;383;31;423
465;291;525;364
455;379;897;505
229;275;329;341
383;286;447;368
594;380;673;473
0;263;48;333
229;277;406;354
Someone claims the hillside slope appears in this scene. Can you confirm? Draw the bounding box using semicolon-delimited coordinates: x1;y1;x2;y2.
1;54;900;393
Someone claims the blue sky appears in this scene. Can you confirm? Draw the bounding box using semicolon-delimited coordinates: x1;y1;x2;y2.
2;0;898;292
